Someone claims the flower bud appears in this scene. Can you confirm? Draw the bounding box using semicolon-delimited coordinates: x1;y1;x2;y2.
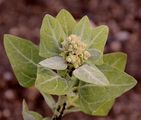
66;57;72;63
61;34;91;68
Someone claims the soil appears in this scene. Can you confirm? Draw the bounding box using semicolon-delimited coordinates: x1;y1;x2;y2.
0;0;141;120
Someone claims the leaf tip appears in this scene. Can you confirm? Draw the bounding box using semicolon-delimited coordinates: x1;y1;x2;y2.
82;15;90;22
43;14;55;22
58;9;70;14
4;34;10;39
3;34;13;45
101;25;109;29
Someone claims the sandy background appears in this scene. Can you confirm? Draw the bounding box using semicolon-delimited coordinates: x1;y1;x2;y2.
0;0;141;120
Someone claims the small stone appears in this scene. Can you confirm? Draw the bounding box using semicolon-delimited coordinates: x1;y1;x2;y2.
4;89;15;100
2;109;11;118
110;41;122;51
115;31;130;41
0;0;4;4
3;71;13;81
9;27;19;35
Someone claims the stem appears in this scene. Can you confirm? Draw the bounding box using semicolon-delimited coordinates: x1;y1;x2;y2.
52;95;67;120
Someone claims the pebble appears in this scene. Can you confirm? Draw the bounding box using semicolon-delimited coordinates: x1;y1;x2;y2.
115;31;130;41
110;41;122;51
2;109;11;118
108;20;120;34
4;89;15;100
3;71;13;81
9;27;20;36
0;0;4;4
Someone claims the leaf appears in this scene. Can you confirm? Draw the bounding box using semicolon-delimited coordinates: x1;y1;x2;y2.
92;52;127;116
56;9;76;36
39;15;66;58
35;67;70;95
73;16;91;44
22;100;43;120
86;48;103;65
39;56;67;70
103;52;127;71
76;64;137;115
73;64;109;85
4;34;42;87
92;99;115;116
88;25;109;53
41;92;56;111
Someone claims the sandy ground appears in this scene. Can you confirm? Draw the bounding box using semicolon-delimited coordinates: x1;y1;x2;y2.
0;0;141;120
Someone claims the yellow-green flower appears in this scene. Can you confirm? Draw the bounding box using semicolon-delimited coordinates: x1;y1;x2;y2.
61;34;91;68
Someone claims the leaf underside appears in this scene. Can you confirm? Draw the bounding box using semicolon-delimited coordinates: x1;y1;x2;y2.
39;56;67;70
73;64;109;85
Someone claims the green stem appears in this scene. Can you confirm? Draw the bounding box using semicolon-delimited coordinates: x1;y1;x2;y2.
52;95;67;120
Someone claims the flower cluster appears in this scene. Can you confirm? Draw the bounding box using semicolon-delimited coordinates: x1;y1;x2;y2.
61;34;91;68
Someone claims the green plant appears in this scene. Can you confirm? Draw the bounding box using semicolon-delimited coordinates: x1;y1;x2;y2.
4;9;137;120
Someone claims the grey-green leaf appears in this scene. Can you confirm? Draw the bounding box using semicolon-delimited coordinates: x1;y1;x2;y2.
39;15;65;58
88;25;109;53
92;99;115;116
103;52;127;71
73;64;109;85
73;16;91;44
41;92;56;111
77;64;137;115
86;48;103;65
35;67;70;95
22;100;43;120
4;34;42;87
56;9;76;36
92;52;127;116
39;56;67;70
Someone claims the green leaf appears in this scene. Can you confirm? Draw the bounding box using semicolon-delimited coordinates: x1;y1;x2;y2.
4;34;42;87
92;99;115;116
73;16;91;44
76;64;137;115
56;9;76;36
73;64;109;85
39;15;65;58
103;52;127;71
88;25;109;53
92;52;127;116
35;67;70;95
41;92;56;111
39;56;67;70
86;48;103;65
22;100;43;120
